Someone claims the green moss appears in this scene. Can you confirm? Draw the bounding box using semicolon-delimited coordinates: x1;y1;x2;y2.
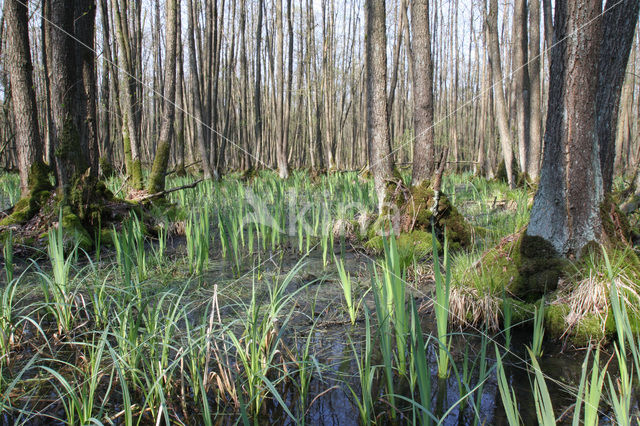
545;304;607;346
509;298;535;324
131;159;143;190
0;162;53;226
495;158;519;184
403;181;473;250
364;235;384;254
365;230;438;268
59;206;92;250
99;157;116;178
600;194;632;246
98;228;116;247
397;230;438;267
518;233;569;300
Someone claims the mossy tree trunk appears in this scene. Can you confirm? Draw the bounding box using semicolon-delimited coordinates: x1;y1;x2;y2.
4;0;44;197
365;0;394;212
527;0;604;259
148;0;179;194
113;0;143;189
46;0;88;199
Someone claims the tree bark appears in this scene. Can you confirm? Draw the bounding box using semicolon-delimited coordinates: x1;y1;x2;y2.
365;0;393;211
187;0;213;179
148;0;179;193
275;0;288;178
47;0;90;198
4;0;44;196
74;0;99;177
113;0;143;189
596;0;640;192
485;0;515;188
410;0;436;186
528;0;542;179
513;0;531;176
527;0;603;258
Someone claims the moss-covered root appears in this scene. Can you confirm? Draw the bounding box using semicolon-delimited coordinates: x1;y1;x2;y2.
0;161;53;226
367;180;474;251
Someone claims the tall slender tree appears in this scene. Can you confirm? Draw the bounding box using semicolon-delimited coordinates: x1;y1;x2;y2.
410;0;436;186
365;0;393;210
148;0;179;193
484;0;515;188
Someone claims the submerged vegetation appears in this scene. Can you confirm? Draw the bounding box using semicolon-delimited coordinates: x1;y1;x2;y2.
1;170;640;424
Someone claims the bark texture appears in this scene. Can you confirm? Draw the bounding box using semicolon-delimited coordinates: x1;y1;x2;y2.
527;0;603;258
4;0;43;196
485;0;515;188
596;0;640;192
47;0;88;198
410;0;436;186
148;0;179;193
365;0;393;210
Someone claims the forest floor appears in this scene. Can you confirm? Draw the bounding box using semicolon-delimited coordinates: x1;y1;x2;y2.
0;170;638;425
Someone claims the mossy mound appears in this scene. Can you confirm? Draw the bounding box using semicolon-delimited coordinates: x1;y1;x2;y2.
457;232;568;302
53;206;93;250
364;230;439;269
373;180;473;251
0;164;139;254
0;162;54;227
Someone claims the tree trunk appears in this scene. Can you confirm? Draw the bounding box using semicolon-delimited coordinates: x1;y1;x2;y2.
410;0;436;186
46;0;88;198
596;0;640;192
528;0;542;179
527;0;603;259
148;0;179;193
4;0;44;196
74;0;99;177
513;0;531;176
365;0;393;211
113;0;143;189
187;0;213;179
485;0;515;188
253;0;264;171
275;0;288;178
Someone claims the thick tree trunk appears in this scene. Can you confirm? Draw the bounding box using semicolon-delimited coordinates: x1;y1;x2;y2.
485;0;515;188
47;0;88;198
365;0;393;211
410;0;435;186
596;0;640;192
148;0;179;193
527;0;603;258
74;0;99;177
4;0;44;196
